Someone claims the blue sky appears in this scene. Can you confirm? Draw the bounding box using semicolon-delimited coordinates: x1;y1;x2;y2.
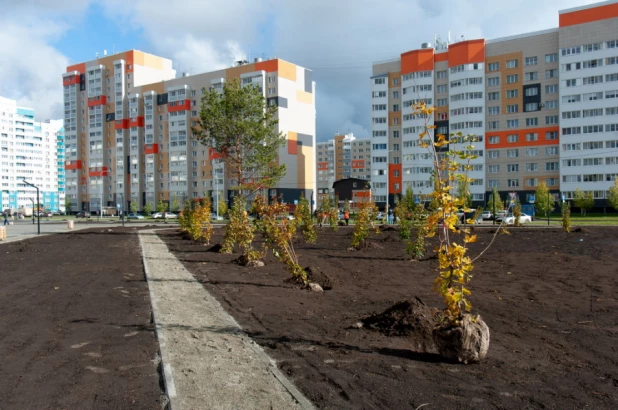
0;0;593;140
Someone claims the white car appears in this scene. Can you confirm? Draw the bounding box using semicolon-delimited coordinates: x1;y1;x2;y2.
504;213;532;225
152;212;177;219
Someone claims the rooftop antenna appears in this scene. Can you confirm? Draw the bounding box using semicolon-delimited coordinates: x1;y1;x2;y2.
95;52;99;59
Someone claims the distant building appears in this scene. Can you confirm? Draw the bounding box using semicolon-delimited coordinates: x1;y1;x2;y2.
0;96;64;212
62;50;316;213
316;133;371;204
332;177;371;210
371;0;618;209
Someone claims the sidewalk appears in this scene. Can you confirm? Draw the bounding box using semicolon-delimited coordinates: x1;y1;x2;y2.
139;230;313;410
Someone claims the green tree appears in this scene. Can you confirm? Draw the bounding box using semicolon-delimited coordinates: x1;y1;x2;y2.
217;198;228;218
156;200;167;214
170;195;181;212
573;188;594;216
193;78;286;197
533;181;555;218
64;197;72;214
143;202;153;217
456;181;472;210
130;199;138;214
608;177;618;211
487;187;501;218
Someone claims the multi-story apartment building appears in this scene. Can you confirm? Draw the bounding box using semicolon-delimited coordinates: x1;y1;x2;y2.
62;51;316;213
371;0;618;209
316;133;371;203
0;96;64;212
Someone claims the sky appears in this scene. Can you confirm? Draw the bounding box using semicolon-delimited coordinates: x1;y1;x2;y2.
0;0;596;141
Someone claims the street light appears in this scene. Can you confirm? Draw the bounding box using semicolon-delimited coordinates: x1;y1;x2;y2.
23;180;40;235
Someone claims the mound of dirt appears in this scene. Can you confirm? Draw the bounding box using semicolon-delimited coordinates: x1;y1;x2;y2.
360;299;439;338
304;266;333;290
206;243;223;252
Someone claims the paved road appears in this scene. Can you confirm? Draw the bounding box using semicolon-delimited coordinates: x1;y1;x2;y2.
0;219;177;243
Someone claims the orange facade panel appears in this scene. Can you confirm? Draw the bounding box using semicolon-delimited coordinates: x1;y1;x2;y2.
66;63;85;74
288;139;298;155
144;144;159;155
351;160;365;169
88;167;109;177
63;74;80;86
168;99;191;113
434;52;449;62
208;147;223;160
65;160;82;170
88;95;107;107
448;39;485;67
317;161;329;170
115;119;130;129
255;59;279;74
401;49;434;74
484;127;560;149
388;164;402;195
560;3;618;27
129;116;145;128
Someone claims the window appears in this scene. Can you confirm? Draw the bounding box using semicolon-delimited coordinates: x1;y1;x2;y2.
525;56;538;66
488;77;500;86
372;117;387;124
393;78;399;86
506;59;518;69
506;119;519;129
436;70;447;79
488;62;499;71
488;150;499;159
526;149;539;158
393;130;399;138
507;149;519;158
525;87;539;97
507;134;518;143
488;106;500;116
374;78;385;85
525;102;539;112
489;136;500;144
506;74;518;84
508;179;520;187
583;75;604;85
508;164;520;173
526;133;538;142
545;115;558;125
372;91;386;98
545;69;558;78
545;53;558;63
562;94;581;103
506;89;518;98
488;165;500;173
546;146;559;155
488;121;500;130
392;104;399;112
545;84;558;94
525;163;539;172
488;91;500;101
546;100;558;109
546;162;559;171
525;72;538;81
507;104;519;113
526;118;538;126
393;91;399;99
437;84;448;93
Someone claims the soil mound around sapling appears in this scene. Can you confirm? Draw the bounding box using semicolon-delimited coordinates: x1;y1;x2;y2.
361;299;439;336
206;243;223;252
305;266;333;290
379;225;397;232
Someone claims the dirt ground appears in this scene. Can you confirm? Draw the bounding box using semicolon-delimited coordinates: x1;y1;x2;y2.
0;227;165;410
160;225;618;410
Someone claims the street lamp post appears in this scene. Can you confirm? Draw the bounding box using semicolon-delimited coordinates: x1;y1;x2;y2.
548;190;551;226
23;180;40;235
29;198;35;225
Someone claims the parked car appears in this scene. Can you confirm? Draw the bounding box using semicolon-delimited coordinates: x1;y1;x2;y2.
75;211;91;218
152;212;177;219
211;213;224;220
127;213;144;220
481;211;493;220
504;213;532;225
495;210;508;222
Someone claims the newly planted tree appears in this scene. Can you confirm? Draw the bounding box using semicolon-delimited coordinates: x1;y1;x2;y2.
487;187;502;219
221;196;262;264
351;198;379;249
170;195;181;213
130;199;138;214
415;102;491;363
193;78;286;197
395;187;416;240
318;195;338;231
156;200;167;214
217;198;228;218
562;201;572;232
186;197;213;243
254;198;308;285
513;202;522;227
294;194;317;243
143;202;153;217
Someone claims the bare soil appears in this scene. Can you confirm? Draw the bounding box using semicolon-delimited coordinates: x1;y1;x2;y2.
159;225;618;410
0;227;165;410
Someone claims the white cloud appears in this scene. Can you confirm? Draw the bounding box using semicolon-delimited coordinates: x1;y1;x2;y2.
0;0;90;120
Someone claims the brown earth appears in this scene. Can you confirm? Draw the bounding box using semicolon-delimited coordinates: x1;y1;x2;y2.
0;227;165;410
159;225;618;410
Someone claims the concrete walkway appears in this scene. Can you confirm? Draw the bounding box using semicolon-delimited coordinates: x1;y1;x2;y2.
139;230;313;410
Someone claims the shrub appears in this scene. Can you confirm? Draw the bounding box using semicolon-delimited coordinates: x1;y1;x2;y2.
188;197;213;243
513;202;522;227
294;194;317;243
221;196;262;262
562;201;571;233
351;199;379;249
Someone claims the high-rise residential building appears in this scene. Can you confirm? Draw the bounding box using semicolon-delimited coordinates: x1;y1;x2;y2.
371;0;618;209
0;96;64;212
316;133;371;203
62;51;316;213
